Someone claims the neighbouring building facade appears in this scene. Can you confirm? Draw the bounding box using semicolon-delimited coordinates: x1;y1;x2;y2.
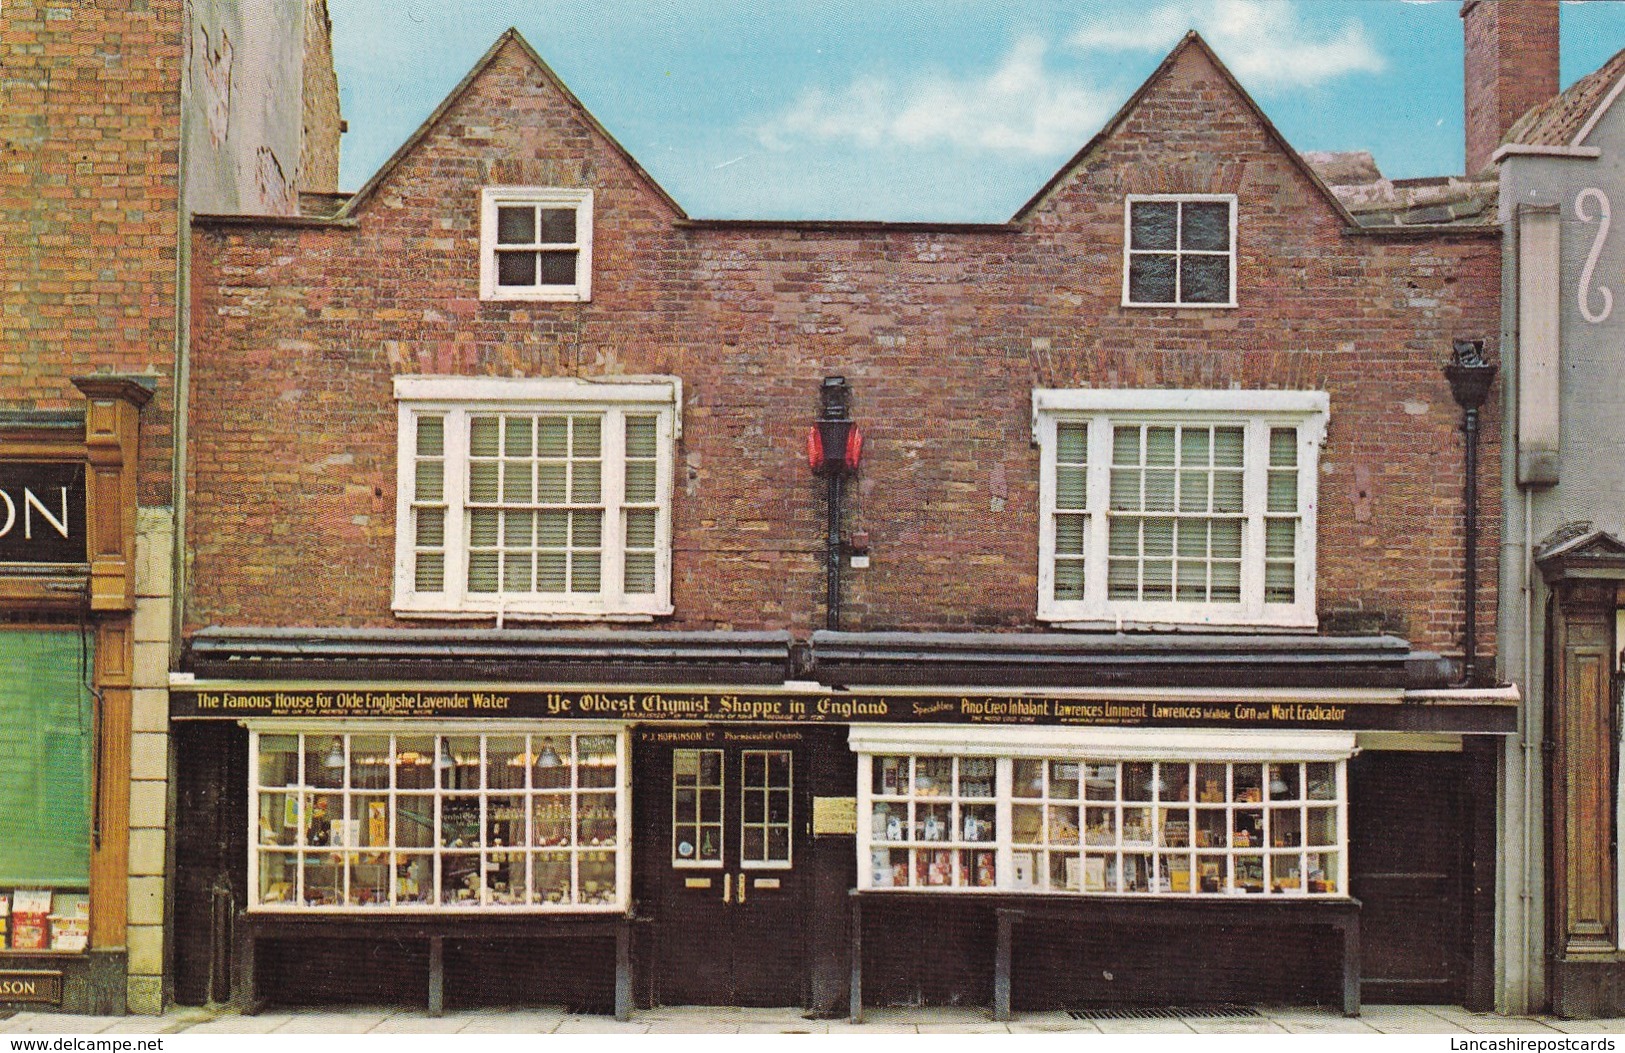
0;0;337;1015
1486;1;1625;1018
174;28;1513;1018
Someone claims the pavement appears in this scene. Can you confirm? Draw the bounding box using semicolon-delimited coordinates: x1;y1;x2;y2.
2;1004;1624;1034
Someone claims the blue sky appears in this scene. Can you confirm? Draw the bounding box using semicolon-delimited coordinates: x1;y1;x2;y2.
329;0;1625;221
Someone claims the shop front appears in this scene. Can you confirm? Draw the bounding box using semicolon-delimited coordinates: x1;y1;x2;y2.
170;627;1515;1017
0;379;152;1014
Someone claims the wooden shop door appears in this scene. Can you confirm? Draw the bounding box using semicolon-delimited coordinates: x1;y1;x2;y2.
638;730;811;1006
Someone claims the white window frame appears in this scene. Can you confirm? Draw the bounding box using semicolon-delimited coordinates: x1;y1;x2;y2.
393;375;680;620
1122;194;1237;308
1032;389;1327;629
852;724;1353;899
245;721;630;914
479;187;593;302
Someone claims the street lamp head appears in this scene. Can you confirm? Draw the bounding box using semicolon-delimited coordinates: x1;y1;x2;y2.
1444;338;1496;412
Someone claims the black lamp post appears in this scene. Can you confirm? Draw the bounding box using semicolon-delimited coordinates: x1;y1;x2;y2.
807;376;862;631
1444;338;1497;686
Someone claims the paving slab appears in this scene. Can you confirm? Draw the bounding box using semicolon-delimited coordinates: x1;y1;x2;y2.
553;1017;650;1033
1008;1021;1101;1033
1187;1017;1289;1033
736;1021;831;1033
1094;1018;1196;1033
454;1011;569;1033
3;1014;120;1033
271;1011;390;1033
917;1022;1011;1033
368;1014;468;1033
181;1014;295;1033
1543;1019;1625;1033
1281;1019;1382;1033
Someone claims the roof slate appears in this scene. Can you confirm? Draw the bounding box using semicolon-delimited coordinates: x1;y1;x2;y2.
1504;47;1625;148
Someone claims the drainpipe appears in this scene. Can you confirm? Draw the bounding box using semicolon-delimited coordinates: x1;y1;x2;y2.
807;377;862;631
1445;338;1498;686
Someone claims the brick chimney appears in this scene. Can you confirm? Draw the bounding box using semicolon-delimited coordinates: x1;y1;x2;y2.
1462;0;1560;177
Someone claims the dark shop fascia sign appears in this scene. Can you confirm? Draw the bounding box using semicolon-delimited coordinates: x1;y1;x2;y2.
0;462;86;565
0;970;62;1004
170;685;1516;733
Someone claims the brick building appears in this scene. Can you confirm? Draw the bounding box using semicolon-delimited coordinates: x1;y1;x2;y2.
174;28;1511;1015
0;0;337;1015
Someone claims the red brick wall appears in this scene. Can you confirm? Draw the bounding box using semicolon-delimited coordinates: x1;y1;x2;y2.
1463;0;1560;177
1;1;183;504
187;40;1502;658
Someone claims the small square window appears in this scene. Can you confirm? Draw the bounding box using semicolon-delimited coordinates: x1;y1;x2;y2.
1123;195;1236;307
480;188;592;302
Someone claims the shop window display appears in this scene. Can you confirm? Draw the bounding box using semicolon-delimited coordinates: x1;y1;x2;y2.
250;728;626;911
859;753;1345;897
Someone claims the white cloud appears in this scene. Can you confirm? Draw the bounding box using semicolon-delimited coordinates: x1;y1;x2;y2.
757;35;1117;157
1069;0;1385;91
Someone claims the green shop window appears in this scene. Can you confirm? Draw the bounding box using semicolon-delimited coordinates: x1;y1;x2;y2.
0;631;93;888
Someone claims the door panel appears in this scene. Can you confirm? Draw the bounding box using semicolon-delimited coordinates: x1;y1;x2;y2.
638;730;809;1006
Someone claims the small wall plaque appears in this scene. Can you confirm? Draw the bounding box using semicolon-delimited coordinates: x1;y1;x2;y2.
812;796;857;836
0;970;63;1004
684;877;713;889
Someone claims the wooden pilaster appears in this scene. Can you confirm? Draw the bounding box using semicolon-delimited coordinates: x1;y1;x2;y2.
71;377;153;613
1550;580;1617;955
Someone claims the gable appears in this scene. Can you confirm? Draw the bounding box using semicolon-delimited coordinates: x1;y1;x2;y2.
1013;32;1355;228
339;29;684;221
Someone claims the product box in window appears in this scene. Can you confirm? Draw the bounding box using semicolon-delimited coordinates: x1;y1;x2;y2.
49;893;90;949
10;890;51;951
0;894;9;948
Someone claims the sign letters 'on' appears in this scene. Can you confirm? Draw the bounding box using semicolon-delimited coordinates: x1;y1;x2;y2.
0;463;87;564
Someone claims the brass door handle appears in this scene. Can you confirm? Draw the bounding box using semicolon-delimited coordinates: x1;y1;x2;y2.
722;872;732;903
738;873;747;904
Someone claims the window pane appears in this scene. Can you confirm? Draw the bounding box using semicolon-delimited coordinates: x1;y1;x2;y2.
537;552;566;592
625;508;657;548
469;509;499;546
572;552;601;592
1267;470;1297;513
1180;254;1230;304
537;417;569;457
504;416;533;457
1265;560;1296;604
572;510;602;548
503;552;533;592
1055;514;1086;555
537;463;567;503
572;416;601;456
496;250;536;287
1056;466;1086;510
502;460;533;502
1055;558;1085;600
1130;201;1178;250
625;462;657;504
470;417;501;457
496;206;535;245
1265;519;1296;560
625;551;656;594
416;415;444;457
1128;254;1176;303
538;207;576;244
626;416;658;458
1212;470;1243;514
468;552;499;592
414;552;444;592
537;250;577;285
414;460;443;503
1181;201;1231;251
572;460;602;503
415;508;445;548
1269;427;1297;467
1213;427;1244;466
